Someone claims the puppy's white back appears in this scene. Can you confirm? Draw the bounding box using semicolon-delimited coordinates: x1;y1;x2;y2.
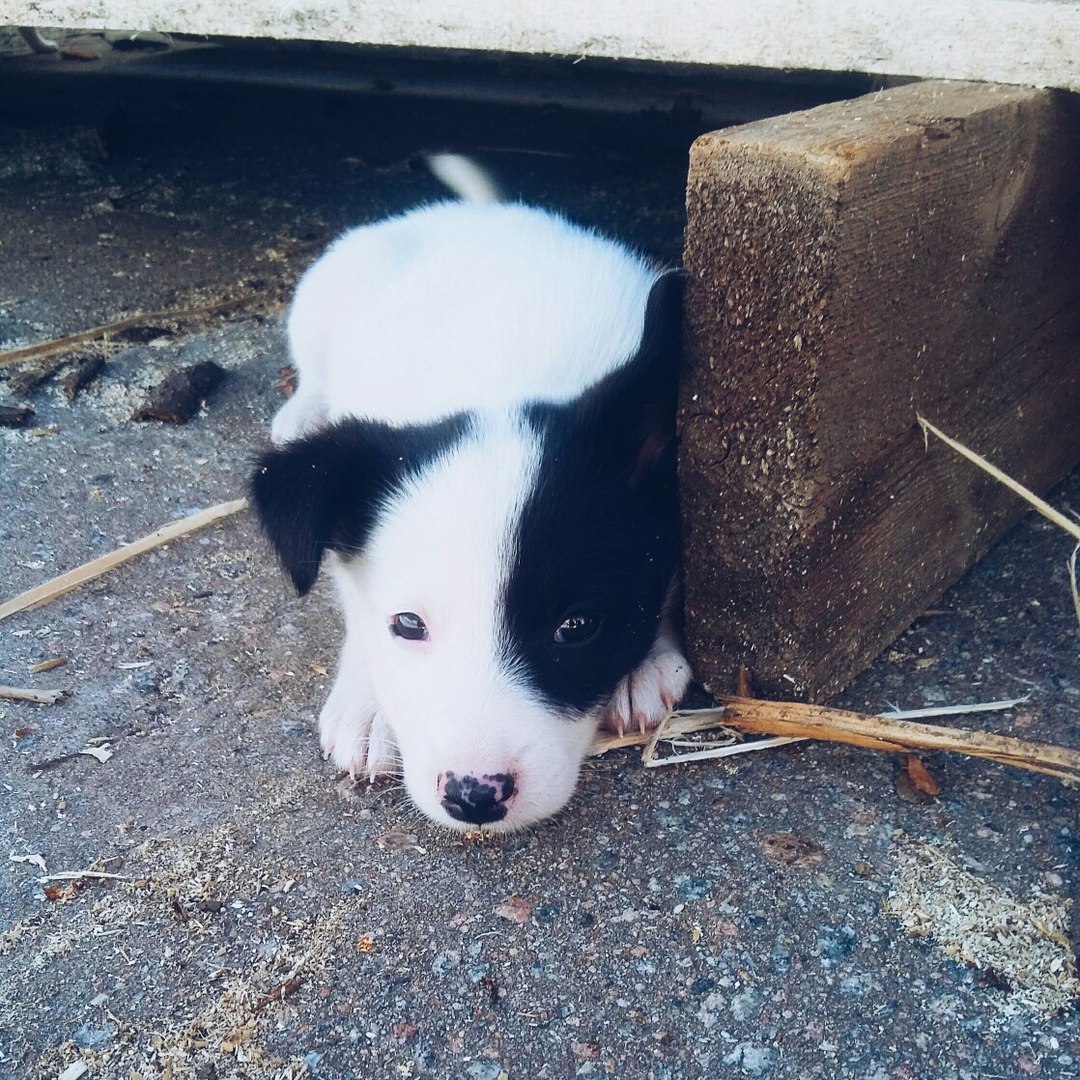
286;202;661;428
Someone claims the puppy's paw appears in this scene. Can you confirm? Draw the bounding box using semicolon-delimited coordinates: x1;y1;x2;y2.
318;678;397;780
600;642;692;737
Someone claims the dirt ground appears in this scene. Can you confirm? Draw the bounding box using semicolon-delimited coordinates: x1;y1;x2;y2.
0;33;1077;1080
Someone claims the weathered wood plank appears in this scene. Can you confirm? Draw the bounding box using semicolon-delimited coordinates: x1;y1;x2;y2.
678;80;1080;702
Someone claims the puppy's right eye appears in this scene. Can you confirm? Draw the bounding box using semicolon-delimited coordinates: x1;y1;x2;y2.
553;613;600;645
389;612;428;641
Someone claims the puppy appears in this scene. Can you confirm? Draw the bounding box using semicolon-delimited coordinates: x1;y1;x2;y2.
252;156;691;831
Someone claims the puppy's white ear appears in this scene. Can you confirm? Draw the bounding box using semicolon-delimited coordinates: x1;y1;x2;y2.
250;415;470;596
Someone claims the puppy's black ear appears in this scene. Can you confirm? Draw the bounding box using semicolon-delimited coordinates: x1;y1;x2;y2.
583;268;685;487
250;426;365;596
251;415;470;596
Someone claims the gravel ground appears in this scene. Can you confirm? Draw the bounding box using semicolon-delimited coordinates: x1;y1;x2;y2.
0;40;1077;1080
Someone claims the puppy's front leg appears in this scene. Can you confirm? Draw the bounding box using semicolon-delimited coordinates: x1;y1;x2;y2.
269;386;329;446
318;632;395;780
601;616;692;737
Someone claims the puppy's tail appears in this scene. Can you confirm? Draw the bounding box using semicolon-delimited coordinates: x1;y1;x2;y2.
427;153;501;204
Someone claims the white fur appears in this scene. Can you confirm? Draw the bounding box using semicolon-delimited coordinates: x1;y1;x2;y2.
426;153;502;203
272;201;660;442
270;169;691;830
316;415;600;827
346;417;594;824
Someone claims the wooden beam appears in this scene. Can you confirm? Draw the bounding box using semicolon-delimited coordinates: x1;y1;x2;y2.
678;80;1080;702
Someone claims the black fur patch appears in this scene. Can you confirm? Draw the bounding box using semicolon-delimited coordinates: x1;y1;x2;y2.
250;414;471;595
503;271;684;713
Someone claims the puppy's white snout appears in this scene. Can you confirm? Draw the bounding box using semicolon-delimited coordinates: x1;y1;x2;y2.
438;770;518;826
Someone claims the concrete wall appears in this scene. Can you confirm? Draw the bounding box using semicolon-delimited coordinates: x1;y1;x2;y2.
2;0;1078;90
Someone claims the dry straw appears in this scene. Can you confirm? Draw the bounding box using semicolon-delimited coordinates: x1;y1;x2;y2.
0;499;249;623
918;415;1080;626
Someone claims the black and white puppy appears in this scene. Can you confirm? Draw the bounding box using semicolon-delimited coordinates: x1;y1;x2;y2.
252;156;691;831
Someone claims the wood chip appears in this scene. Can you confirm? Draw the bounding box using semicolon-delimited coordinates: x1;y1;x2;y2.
79;744;114;763
60;354;106;400
254;974;303;1012
896;768;934;804
884;840;1079;1017
736;665;754;697
60;44;100;61
275;365;297;398
904;753;942;797
114;324;174;344
220;1017;257;1054
6;356;66;394
132;360;226;423
495;895;534;925
0;403;34;427
762;833;826;868
30;657;67;674
44;882;81;902
374;826;425;853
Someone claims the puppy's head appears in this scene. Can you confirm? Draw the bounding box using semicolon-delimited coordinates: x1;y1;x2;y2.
252;271;683;830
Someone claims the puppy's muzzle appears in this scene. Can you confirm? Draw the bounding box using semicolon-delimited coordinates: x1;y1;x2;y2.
439;771;517;826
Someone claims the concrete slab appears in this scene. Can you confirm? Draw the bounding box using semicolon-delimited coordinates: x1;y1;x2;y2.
2;0;1079;89
1;83;1077;1079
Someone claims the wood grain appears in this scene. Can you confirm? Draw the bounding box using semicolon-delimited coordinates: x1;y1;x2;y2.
679;81;1080;700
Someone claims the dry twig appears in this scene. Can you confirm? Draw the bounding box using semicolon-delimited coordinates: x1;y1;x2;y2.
253;973;303;1013
918;417;1080;543
0;294;255;368
37;870;130;883
0;498;248;622
0;685;66;705
1070;544;1080;627
919;416;1080;628
592;695;1079;783
700;695;1078;782
590;711;737;755
644;734;804;767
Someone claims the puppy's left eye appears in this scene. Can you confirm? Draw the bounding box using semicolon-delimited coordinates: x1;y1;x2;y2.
389;612;428;641
553;613;600;645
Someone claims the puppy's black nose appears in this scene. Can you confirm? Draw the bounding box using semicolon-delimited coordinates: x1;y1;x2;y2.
439;771;517;825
